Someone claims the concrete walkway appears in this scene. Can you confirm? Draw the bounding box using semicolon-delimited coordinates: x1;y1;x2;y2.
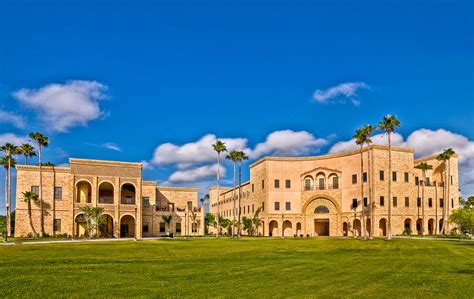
393;236;474;242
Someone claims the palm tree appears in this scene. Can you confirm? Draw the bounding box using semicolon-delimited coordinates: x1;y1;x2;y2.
77;206;106;238
378;115;401;240
415;162;432;235
162;215;172;236
354;127;367;240
436;148;456;234
362;124;376;239
18;143;36;165
0;143;20;237
236;151;249;238
189;210;198;235
212;140;227;238
226;150;240;238
200;194;209;207
29;132;49;237
22;191;39;237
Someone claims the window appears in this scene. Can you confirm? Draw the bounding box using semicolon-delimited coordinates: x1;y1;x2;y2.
352;198;358;209
415;177;419;185
428;198;433;208
31;186;39;195
451;198;454;208
262;180;265;189
160;223;166;233
315;206;329;213
304;179;312;190
363;197;368;207
417;197;421;207
143;197;150;207
274;179;280;188
54;219;61;232
274;202;280;211
252;204;254;213
392;171;397;182
439;198;444;208
252;184;254;192
405;197;409;207
285;180;291;189
54;187;62;200
285;202;291;211
176;223;181;233
380;170;384;181
363;172;367;182
451;176;453;185
319;178;325;190
333;176;339;189
352;174;357;184
404;172;409;182
143;223;149;233
262;202;265;211
187;201;193;210
380;196;385;206
393;197;397;207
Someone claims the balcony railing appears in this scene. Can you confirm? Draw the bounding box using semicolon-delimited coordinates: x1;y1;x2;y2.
99;196;114;204
121;197;135;205
302;184;339;191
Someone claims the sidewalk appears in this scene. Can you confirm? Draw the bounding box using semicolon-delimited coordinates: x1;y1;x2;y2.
393;235;474;242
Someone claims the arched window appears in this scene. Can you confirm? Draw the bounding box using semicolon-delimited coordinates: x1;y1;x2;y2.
315;205;329;214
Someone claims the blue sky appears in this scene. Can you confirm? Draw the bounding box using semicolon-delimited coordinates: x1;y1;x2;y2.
0;0;473;212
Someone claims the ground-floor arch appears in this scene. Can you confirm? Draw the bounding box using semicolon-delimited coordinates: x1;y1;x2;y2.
269;220;279;237
120;215;136;238
428;218;435;235
283;220;292;237
74;213;86;237
296;222;302;236
416;218;423;235
379;218;387;237
100;214;114;238
365;218;371;236
404;218;412;234
353;219;361;237
343;222;348;236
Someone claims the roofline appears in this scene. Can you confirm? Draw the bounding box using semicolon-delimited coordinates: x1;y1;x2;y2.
218;181;251;196
414;153;459;164
157;186;199;192
15;165;71;173
69;158;142;169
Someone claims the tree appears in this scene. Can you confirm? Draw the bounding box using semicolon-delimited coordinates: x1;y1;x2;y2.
252;206;262;237
449;196;474;235
189;210;198;235
205;213;216;234
226;150;240;238
18;143;36;165
0;143;20;237
200;194;209;207
212;140;227;238
378;114;401;240
22;191;39;237
236;150;249;238
354;127;368;240
76;206;106;238
242;217;253;236
362;124;376;239
436;148;456;234
40;162;55;166
415;162;432;235
29;132;49;237
219;217;231;235
162;215;172;235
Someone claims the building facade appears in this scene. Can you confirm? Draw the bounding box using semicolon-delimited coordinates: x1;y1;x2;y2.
14;158;204;238
209;145;459;237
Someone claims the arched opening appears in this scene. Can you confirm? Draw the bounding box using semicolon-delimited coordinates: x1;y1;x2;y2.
99;214;114;238
328;173;339;189
99;182;114;204
428;218;435;235
416;218;423;235
74;213;86;237
120;215;135;238
379;218;387;236
343;222;348;236
316;172;326;190
303;176;314;191
76;181;92;203
283;220;292;237
353;219;361;237
404;218;412;235
439;218;444;234
121;183;136;205
269;220;278;237
315;205;330;214
366;218;371;235
296;222;302;235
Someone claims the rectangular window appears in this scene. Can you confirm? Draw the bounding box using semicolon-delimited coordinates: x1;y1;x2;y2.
262;180;265;189
252;184;254;192
304;179;312;190
451;198;454;208
415;177;419;185
393;197;397;207
285;180;291;189
363;172;367;182
440;198;444;208
274;202;280;211
262;202;265;211
428;198;433;208
319;178;324;190
160;223;166;233
31;186;39;195
54;219;61;232
363;197;368;207
187;201;193;210
274;179;280;188
285;202;291;211
176;223;181;233
404;172;409;183
352;198;358;209
405;197;409;207
143;197;150;207
54;187;62;200
333;176;339;189
252;204;254;213
392;171;397;182
142;223;149;233
451;176;453;185
417;197;421;207
380;196;385;206
352;174;357;184
380;170;384;181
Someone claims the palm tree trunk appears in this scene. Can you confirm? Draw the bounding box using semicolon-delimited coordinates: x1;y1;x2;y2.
368;144;373;239
440;167;447;234
38;144;45;237
446;159;451;234
6;158;11;237
27;200;38;237
232;161;236;238
387;132;392;240
421;171;425;235
216;153;220;238
360;145;366;240
238;160;242;238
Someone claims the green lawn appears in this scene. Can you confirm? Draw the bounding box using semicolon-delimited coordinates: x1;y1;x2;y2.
0;238;473;298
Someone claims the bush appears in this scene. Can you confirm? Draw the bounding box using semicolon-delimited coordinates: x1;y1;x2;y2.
403;227;412;236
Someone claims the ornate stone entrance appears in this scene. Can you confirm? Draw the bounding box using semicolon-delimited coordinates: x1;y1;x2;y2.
302;196;341;236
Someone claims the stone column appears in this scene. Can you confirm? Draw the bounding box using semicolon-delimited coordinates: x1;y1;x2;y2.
114;177;120;238
136;178;143;239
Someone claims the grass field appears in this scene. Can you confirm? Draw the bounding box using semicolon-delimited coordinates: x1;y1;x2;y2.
1;238;473;298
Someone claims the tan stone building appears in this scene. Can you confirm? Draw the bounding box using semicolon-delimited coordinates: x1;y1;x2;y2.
209;145;459;237
14;158;204;238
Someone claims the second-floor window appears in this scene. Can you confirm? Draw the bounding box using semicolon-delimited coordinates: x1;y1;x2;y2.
285;202;291;211
143;197;150;207
352;174;357;184
262;180;265;190
428;198;433;208
274;179;280;188
274;202;280;211
380;196;385;206
417;198;421;207
440;198;444;208
285;180;291;189
54;187;62;200
333;176;339;189
363;197;368;207
404;172;409;182
363;172;367;182
31;186;39;196
392;172;397;182
380;170;384;181
393;197;397;207
352;198;358;209
405;197;409;207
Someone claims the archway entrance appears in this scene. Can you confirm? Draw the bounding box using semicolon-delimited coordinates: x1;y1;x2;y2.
296;222;302;236
283;220;292;237
379;218;387;236
315;219;329;236
343;222;348;236
120;215;135;238
76;181;92;203
269;220;278;237
353;219;361;237
74;213;86;237
404;218;412;234
428;218;435;235
100;214;114;238
416;218;423;235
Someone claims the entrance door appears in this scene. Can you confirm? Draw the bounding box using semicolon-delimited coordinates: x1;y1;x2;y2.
120;224;129;237
314;219;329;236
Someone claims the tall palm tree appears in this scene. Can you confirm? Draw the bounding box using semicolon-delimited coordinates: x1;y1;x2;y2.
226;150;239;238
162;215;173;236
212;140;227;238
378;115;401;240
22;191;39;237
354;127;367;240
200;194;209;207
415;162;432;235
436;148;456;234
19;143;36;165
236;150;249;238
362;124;376;239
29;132;49;237
0;143;20;237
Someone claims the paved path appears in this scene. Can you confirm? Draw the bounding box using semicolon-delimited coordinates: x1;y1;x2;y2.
393;236;474;242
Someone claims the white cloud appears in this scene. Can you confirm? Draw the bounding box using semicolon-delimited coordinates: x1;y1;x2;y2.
13;80;108;132
86;142;122;152
249;130;327;159
329;132;404;154
0;109;26;129
313;82;369;105
168;164;226;182
0;133;29;146
141;160;154;170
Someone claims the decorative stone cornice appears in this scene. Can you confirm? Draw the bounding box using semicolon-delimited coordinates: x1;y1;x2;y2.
15;165;71;173
157;186;198;192
69;158;142;169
